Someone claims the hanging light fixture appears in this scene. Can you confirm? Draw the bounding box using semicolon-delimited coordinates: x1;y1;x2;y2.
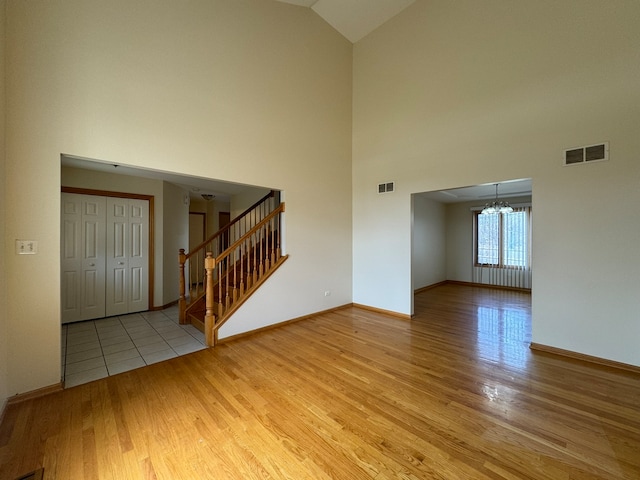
481;183;513;214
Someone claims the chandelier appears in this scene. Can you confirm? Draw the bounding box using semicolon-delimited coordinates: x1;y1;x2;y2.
481;183;513;214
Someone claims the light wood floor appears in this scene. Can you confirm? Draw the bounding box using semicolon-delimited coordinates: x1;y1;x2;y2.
1;284;639;479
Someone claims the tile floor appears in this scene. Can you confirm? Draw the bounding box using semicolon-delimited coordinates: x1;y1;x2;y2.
61;305;207;388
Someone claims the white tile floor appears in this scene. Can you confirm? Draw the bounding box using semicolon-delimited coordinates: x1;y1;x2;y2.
61;305;207;388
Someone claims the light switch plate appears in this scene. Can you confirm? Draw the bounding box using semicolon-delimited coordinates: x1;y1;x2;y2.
16;240;38;255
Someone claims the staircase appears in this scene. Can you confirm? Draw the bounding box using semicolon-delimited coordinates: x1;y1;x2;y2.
178;191;287;346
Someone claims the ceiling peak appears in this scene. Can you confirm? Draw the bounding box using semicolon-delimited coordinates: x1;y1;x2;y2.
274;0;415;43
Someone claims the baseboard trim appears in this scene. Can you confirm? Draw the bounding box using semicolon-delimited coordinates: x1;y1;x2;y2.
414;281;448;294
0;398;6;431
150;299;178;311
218;304;353;344
530;343;640;374
6;383;63;406
351;303;412;321
414;280;531;294
444;280;531;294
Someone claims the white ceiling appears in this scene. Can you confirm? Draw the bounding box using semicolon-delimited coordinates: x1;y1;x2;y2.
61;155;262;203
275;0;416;43
419;179;532;204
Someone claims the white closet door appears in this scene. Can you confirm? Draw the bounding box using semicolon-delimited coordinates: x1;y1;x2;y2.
106;198;129;316
106;197;149;317
62;193;150;323
61;193;107;323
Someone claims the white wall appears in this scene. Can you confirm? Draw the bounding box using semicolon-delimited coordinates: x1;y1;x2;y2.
353;0;640;366
3;0;352;397
411;195;446;290
162;182;189;305
0;0;9;411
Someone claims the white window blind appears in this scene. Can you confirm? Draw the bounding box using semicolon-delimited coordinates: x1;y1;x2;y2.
473;206;532;289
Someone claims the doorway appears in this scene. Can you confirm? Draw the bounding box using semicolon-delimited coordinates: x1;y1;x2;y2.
411;179;532;314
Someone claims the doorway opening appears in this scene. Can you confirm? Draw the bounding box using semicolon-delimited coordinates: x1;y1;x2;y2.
60;154;278;386
411;178;532;313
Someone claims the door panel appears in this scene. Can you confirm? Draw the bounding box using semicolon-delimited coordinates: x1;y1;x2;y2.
62;271;78;314
127;199;149;313
61;197;82;322
106;198;129;316
131;266;144;303
61;193;106;323
80;196;106;320
84;269;101;308
106;197;149;317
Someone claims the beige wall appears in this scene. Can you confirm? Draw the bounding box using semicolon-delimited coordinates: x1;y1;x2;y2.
3;0;352;397
209;199;230;237
162;182;189;305
189;199;207;215
230;187;272;219
0;0;9;409
411;195;446;290
353;0;640;366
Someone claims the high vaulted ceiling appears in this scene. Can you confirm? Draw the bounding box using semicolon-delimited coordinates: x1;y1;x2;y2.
274;0;416;43
63;1;532;203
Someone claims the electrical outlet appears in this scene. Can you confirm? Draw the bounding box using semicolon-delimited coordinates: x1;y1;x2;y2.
16;240;38;255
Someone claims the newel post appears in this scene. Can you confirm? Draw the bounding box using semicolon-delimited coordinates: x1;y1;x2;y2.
204;252;216;347
178;249;187;324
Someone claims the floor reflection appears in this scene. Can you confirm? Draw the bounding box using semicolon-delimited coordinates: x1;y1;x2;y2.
476;305;531;370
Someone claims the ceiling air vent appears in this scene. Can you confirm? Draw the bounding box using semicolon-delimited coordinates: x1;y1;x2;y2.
378;182;395;194
564;142;609;166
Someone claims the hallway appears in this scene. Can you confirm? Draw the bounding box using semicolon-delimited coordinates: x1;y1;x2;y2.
61;305;206;388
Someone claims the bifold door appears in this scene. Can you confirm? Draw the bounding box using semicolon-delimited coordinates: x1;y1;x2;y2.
61;193;149;323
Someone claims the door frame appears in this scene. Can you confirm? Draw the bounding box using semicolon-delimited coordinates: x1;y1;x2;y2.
61;186;155;312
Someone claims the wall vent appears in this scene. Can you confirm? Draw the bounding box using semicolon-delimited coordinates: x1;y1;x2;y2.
564;142;608;166
378;182;395;194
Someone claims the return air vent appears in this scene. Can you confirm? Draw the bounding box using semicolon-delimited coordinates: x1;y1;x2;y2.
378;182;395;194
564;142;609;166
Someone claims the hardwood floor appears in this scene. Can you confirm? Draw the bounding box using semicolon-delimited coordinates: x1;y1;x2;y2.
1;284;638;479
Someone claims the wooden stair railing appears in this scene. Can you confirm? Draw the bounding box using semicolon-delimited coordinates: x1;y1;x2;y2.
179;190;278;323
203;203;287;345
179;192;287;346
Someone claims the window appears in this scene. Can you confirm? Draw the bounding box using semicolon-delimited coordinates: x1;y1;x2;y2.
475;207;531;268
